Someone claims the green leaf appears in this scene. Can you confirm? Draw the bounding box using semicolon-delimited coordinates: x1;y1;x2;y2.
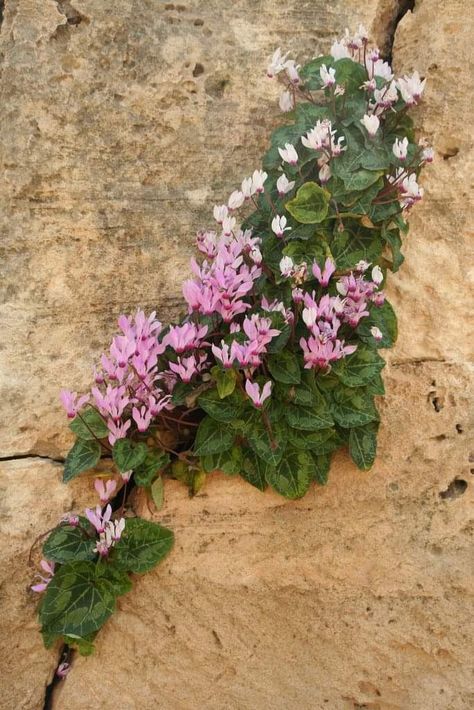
356;301;398;348
150;476;165;510
266;449;313;499
113;518;174;574
96;564;133;597
340;169;383;192
331;386;379;428
266;311;291;353
366;372;386;396
134;449;170;487
334;57;367;92
39;561;116;638
286;403;333;431
198;388;243;423
112;439;148;473
287;427;341;454
43;519;96;563
311;452;331;485
63;439;101;483
267;350;301;385
201;446;243;475
286;182;330;224
333;346;385;387
69;409;108;441
330;227;383;270
382;226;404;271
193;416;234;455
349;423;379;470
241;448;272;491
171;381;194;406
63;634;96;656
246;417;287;467
213;367;237;398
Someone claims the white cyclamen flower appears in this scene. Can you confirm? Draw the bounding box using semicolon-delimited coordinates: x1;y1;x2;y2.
276;174;295;196
330;39;350;60
279;90;294;113
249;247;262;264
278;143;298;165
228;190;245;210
267;48;289;78
397;71;426;105
213;204;228;223
370;326;383;341
302;307;318;327
320;64;336;87
371;265;383;285
251;169;268;194
393;137;409;161
319;164;331;184
361;114;380;136
272;215;291;238
284;59;301;85
241;177;253;198
279;256;295;277
222;215;236;236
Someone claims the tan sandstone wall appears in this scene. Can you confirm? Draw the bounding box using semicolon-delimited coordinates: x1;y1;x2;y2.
0;0;472;708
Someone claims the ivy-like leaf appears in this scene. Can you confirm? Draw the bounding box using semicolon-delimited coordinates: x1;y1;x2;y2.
150;477;165;510
334;57;367;92
266;449;312;499
286;182;330;224
198;388;243;423
134;449;170;487
39;561;117;638
267;350;301;385
349;423;379;470
63;439;101;483
193;416;234;455
113;518;174;574
112;439;148;474
241;448;271;491
201;446;243;475
356;301;398;348
43;518;96;563
381;225;404;271
285;403;333;431
246;417;287;467
96;564;133;597
287;427;341;453
331;386;379;428
333;346;385;387
69;408;108;441
311;452;331;485
212;367;237;398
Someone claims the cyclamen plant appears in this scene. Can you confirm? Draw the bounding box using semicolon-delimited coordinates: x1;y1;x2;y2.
32;26;432;664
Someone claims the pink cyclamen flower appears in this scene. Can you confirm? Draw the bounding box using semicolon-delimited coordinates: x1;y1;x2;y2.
85;504;112;534
251;169;268;194
312;258;336;287
245;379;272;408
94;478;117;504
31;559;55;593
59;390;89;419
397;70;426;105
62;513;79;526
56;662;70;679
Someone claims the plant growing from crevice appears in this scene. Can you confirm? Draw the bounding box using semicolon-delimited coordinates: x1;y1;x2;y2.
30;25;432;666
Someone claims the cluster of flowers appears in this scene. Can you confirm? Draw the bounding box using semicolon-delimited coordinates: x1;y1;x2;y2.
267;25;433;210
32;480;125;594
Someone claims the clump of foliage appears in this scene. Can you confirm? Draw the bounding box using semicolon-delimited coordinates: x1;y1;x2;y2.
31;26;432;666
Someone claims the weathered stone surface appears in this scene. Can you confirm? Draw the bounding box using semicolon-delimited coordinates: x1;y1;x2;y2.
0;458;94;710
56;361;474;710
1;0;473;708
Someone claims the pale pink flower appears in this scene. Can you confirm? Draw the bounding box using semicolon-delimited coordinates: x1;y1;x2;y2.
31;559;55;593
279;256;294;277
241;176;253;198
278;143;298;165
276;174;295;196
85;504;112;534
393;137;409;161
245;379;272;408
94;478;117;504
371;326;383;342
267;47;289;78
271;214;291;238
360;114;380;136
320;64;336;87
319;163;331;183
251;169;267;194
213;204;228;224
59;390;89;419
279;90;294;112
228;190;245;210
312;258;336;287
400;173;424;208
371;265;383;285
284;59;301;85
330;39;350;60
132;405;152;432
56;662;70;679
397;70;426;105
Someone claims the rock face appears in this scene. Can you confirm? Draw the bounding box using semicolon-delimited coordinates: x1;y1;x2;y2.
1;0;473;709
